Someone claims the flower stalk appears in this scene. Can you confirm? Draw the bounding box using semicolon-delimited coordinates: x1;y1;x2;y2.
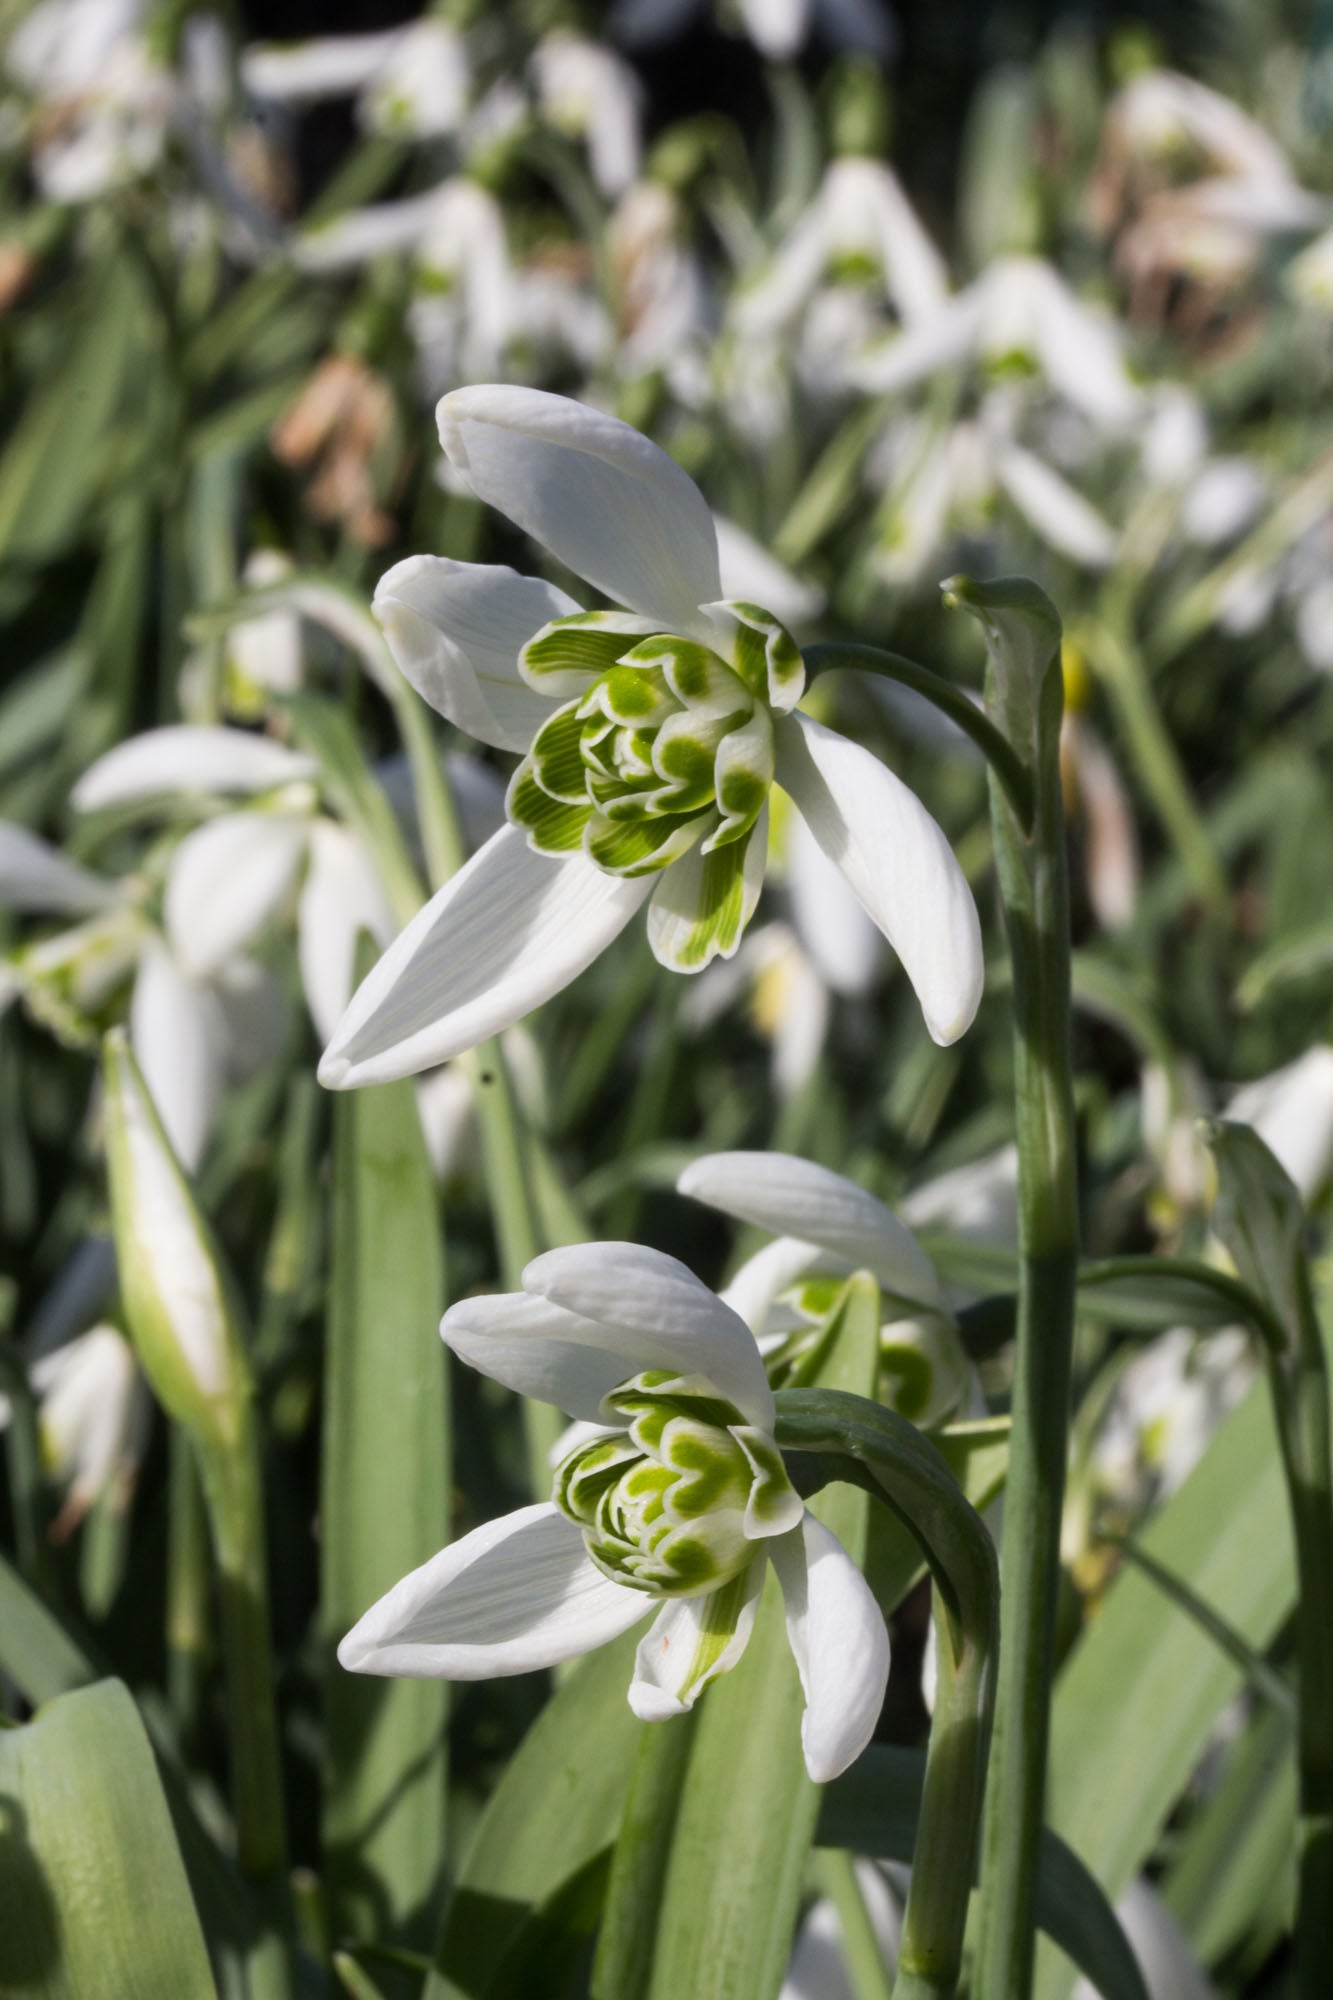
943;578;1079;2000
774;1387;999;2000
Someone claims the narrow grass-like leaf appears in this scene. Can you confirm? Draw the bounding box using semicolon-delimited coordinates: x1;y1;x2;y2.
324;940;449;1946
1035;1375;1297;2000
0;1678;218;1999
1160;1701;1296;1967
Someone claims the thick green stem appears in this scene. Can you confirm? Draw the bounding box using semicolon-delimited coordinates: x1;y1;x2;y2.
803;642;1034;831
774;1389;999;2000
1267;1268;1333;1999
965;587;1079;2000
196;1413;294;2000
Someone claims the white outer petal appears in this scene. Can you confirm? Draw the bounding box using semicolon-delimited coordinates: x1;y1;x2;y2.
771;1512;890;1783
297;819;394;1044
319;825;650;1087
164;812;308;980
73;727;315;813
337;1501;650;1677
627;1558;766;1719
130;941;226;1176
523;1241;776;1429
787;807;883;997
443;1289;671;1421
679;1151;944;1313
714;515;824;626
242;30;407;103
373;555;576;753
776;711;983;1047
0;823;119;916
438;384;721;635
900;1144;1019;1247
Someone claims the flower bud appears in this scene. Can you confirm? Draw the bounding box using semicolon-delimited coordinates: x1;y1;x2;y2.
101;1028;248;1444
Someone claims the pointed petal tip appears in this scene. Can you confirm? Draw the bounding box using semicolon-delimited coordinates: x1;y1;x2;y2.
317;1047;351;1090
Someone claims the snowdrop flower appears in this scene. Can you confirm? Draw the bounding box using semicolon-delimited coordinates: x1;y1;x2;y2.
0;1325;150;1532
1180;458;1268;546
1080;1324;1255;1531
0;809;287;1173
75;725;393;1049
679;1152;975;1430
339;1241;889;1781
6;0;173;204
1228;1047;1333;1206
608;182;714;401
855;255;1141;434
243;21;469;141
530;33;642;198
322;387;982;1087
737;157;948;380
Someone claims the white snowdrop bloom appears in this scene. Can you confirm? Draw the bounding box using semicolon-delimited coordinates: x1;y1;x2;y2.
0;814;282;1174
321;387;982;1087
530;32;642;198
243;20;469;140
1089;1324;1255;1517
738;157;948;355
1294;576;1333;673
1100;69;1298;189
339;1241;890;1782
75;724;395;1050
223;551;305;703
899;1144;1020;1250
1073;1876;1215;2000
0;1325;150;1527
1227;1046;1333;1205
6;0;173;203
1180;458;1268;545
679;1151;974;1430
855;255;1142;435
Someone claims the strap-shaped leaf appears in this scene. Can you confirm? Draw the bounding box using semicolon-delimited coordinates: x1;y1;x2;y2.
0;1678;218;2000
324;936;449;1945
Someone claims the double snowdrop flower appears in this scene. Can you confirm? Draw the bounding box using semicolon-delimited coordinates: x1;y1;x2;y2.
529;32;642;198
321;386;982;1088
5;0;173;204
339;1240;889;1782
679;1151;977;1430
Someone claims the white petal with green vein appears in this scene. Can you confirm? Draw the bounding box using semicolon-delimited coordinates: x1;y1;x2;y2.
628;1560;767;1717
338;1502;650;1678
648;809;767;971
320;825;650;1086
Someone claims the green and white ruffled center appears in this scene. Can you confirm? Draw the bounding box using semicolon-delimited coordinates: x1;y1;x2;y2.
553;1369;799;1598
506;601;804;971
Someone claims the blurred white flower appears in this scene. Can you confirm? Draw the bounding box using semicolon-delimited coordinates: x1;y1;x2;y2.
243;20;469;140
1073;1877;1215;2000
0;1324;150;1532
530;32;642;198
1180;458;1268;546
6;0;173;203
611;0;895;62
1227;1046;1333;1205
781;1861;904;1999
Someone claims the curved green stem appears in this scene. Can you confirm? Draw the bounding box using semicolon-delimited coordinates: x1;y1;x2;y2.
775;1388;999;2000
802;642;1035;832
1077;1255;1291;1357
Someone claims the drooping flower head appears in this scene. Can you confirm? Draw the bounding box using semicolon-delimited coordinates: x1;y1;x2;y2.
320;387;983;1087
338;1242;889;1781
